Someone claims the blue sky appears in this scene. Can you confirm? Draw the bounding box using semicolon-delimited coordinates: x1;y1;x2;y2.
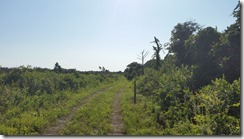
0;0;239;71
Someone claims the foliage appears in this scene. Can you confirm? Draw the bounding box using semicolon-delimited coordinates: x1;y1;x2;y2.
184;27;221;89
192;77;240;135
0;66;120;135
0;2;240;136
136;65;240;135
136;9;241;133
167;21;200;66
123;62;142;80
54;62;62;73
144;59;163;70
210;7;240;83
165;3;240;89
120;81;163;135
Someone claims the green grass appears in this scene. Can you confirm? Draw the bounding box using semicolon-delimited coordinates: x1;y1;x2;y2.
120;81;164;135
60;77;128;135
0;78;119;135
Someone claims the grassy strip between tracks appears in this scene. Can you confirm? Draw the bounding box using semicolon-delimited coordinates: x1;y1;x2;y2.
60;77;128;135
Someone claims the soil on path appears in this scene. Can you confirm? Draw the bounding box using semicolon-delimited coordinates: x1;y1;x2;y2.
42;87;109;135
109;89;124;135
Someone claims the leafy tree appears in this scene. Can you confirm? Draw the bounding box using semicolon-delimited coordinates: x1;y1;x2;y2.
54;62;62;73
161;54;177;73
185;27;221;89
99;66;109;73
124;62;142;80
124;2;241;135
211;2;240;82
168;21;200;66
232;1;240;27
144;59;161;70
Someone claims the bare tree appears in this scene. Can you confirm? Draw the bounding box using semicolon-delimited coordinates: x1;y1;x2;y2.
137;50;149;75
151;36;163;70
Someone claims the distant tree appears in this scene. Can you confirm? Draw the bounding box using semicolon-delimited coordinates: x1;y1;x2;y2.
102;67;106;72
137;50;149;75
124;62;142;80
144;59;156;69
54;62;62;73
144;59;163;70
99;66;109;73
151;36;164;70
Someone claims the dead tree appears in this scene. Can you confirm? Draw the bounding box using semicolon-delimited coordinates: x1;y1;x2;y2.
151;36;163;70
137;50;148;75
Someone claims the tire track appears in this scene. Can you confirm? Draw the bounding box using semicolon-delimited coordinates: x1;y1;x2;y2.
42;87;109;135
109;89;124;135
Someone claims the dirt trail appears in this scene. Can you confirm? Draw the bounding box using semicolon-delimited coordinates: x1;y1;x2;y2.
109;89;124;135
42;87;109;135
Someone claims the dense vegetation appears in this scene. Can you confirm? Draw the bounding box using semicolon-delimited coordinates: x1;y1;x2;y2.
0;2;240;136
0;65;120;135
124;2;240;135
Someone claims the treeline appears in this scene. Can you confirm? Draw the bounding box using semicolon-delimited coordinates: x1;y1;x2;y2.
0;64;120;135
124;2;240;135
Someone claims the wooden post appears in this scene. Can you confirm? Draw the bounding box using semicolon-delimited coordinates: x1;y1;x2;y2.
134;80;136;104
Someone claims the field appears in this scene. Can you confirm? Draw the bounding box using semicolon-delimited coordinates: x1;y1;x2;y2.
0;66;240;136
0;1;240;135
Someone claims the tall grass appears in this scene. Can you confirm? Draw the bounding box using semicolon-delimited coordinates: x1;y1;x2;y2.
120;80;164;135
